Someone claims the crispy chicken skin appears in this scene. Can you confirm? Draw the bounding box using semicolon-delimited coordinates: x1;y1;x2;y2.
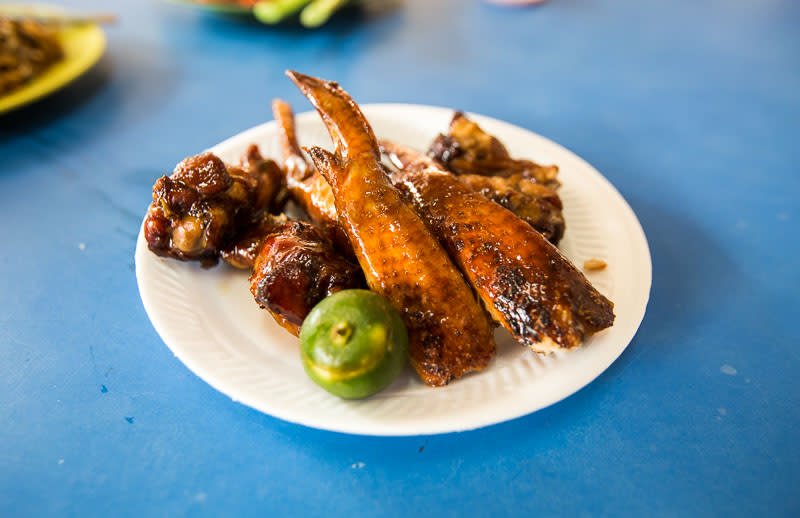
144;147;282;267
272;99;353;256
429;112;561;189
288;70;496;386
249;218;365;336
388;161;614;352
382;140;566;244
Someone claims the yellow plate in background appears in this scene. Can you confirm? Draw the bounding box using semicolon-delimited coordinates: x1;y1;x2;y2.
0;10;106;115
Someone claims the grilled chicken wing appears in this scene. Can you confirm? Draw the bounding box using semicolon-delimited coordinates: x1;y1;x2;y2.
429;112;560;189
288;70;496;386
249;218;365;336
272;99;352;256
382;140;566;244
144;146;283;267
388;161;614;352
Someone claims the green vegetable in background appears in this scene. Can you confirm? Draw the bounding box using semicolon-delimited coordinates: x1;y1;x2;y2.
299;290;408;399
253;0;353;28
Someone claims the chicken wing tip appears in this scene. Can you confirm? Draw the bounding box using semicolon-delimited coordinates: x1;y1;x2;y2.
287;71;380;161
285;70;339;92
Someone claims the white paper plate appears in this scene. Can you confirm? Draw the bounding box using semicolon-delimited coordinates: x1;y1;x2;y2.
135;104;651;436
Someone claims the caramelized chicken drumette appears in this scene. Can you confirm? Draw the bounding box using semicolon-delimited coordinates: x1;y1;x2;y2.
429;112;561;189
144;147;364;334
288;70;496;386
144;146;283;267
215;212;365;335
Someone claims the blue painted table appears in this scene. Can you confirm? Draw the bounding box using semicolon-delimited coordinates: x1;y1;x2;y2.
2;1;798;516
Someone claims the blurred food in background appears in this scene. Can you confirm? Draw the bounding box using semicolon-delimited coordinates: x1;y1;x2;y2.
196;0;259;5
175;0;361;28
0;15;63;95
184;0;258;10
0;6;110;114
484;0;546;5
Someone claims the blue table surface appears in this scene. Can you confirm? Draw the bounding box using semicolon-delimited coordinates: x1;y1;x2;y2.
2;0;798;516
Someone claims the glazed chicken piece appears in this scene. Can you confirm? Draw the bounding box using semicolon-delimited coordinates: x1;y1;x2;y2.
429;112;561;189
144;147;363;334
249;218;365;336
288;70;496;386
454;174;565;245
272;99;352;256
144;146;284;267
218;212;287;269
240;144;288;213
187;210;364;335
386;153;614;352
382;140;566;244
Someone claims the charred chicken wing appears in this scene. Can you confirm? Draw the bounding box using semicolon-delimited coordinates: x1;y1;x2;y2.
389;161;615;352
